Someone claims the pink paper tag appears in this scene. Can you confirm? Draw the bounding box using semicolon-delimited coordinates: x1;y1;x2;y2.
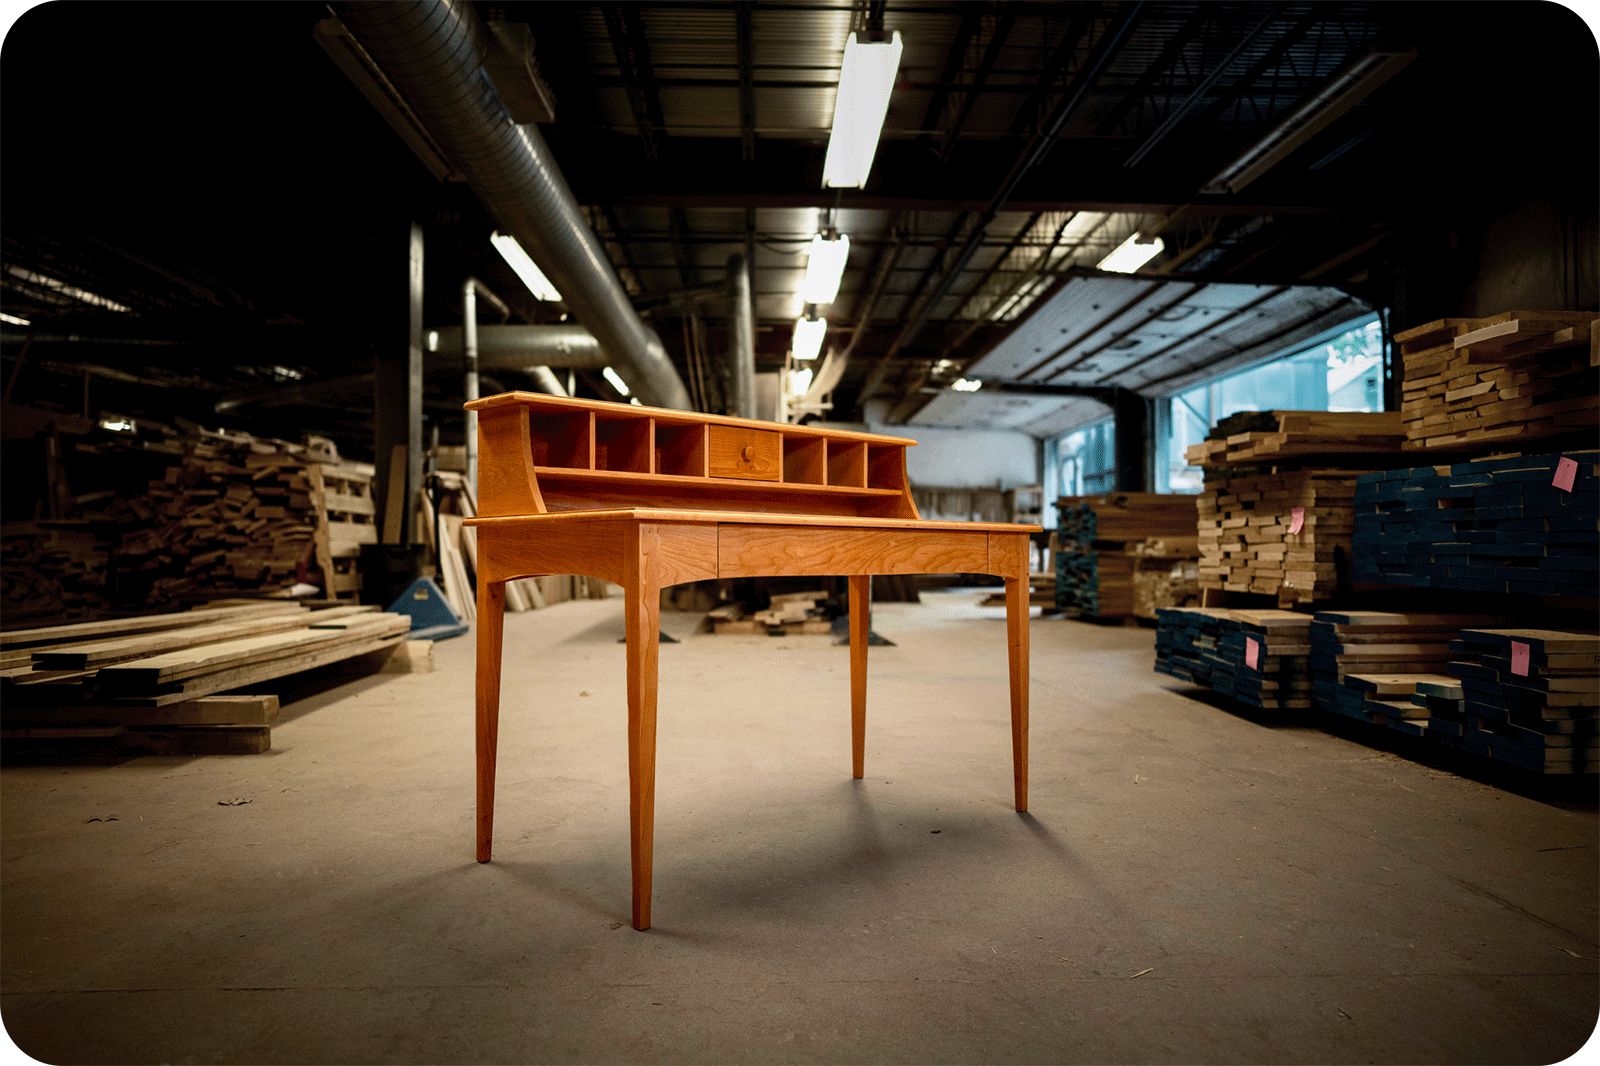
1245;637;1260;670
1553;456;1578;492
1510;640;1530;677
1288;507;1305;534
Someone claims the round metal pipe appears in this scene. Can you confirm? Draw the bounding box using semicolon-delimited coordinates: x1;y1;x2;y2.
336;1;692;410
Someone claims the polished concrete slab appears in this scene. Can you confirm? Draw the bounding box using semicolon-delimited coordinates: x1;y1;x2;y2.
3;592;1596;1064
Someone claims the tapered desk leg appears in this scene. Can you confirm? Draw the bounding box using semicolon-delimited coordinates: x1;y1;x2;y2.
1004;565;1030;813
476;579;507;862
624;528;662;930
848;575;870;779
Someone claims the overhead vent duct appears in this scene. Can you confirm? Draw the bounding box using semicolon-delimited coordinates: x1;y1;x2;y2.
426;324;608;369
331;1;692;411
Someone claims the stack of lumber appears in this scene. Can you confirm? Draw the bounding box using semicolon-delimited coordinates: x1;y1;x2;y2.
1185;411;1405;467
1395;310;1598;450
708;590;832;634
1442;628;1599;773
1350;450;1599;595
1057;493;1199;543
1133;558;1201;620
1197;469;1359;604
1056;494;1198;619
1126;536;1201;620
1309;610;1509;718
1;601;418;754
1154;606;1313;709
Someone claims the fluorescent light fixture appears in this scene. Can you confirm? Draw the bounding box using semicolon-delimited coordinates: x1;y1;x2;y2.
789;366;814;397
802;233;850;304
0;312;30;326
490;231;562;301
822;31;903;188
950;378;982;392
4;264;130;312
792;316;827;361
1098;232;1164;273
99;417;135;432
1201;47;1416;195
602;366;630;395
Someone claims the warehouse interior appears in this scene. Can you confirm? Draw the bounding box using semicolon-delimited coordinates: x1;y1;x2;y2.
2;2;1597;1063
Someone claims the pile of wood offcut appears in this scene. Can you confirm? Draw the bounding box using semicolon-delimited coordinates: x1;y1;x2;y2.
708;589;833;634
2;600;423;755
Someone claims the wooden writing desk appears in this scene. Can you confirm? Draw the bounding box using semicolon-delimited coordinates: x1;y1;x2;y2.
464;392;1039;929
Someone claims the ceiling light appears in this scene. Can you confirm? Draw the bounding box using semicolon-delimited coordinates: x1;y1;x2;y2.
0;312;30;326
950;378;982;392
4;265;130;312
792;316;827;361
801;233;850;304
1097;232;1164;273
602;366;630;395
789;366;814;397
1201;47;1416;195
822;31;903;188
490;231;562;301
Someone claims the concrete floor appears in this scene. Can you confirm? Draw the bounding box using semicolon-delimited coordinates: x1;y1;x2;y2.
2;591;1596;1065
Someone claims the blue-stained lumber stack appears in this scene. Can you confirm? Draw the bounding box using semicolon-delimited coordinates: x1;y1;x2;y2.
1442;629;1599;774
1055;494;1197;618
1309;611;1509;715
1155;606;1312;709
1350;450;1599;595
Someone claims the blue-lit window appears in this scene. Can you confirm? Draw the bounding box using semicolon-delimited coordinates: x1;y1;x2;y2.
1157;315;1386;493
1043;419;1116;523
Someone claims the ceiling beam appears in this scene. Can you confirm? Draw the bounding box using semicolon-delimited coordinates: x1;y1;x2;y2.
915;4;983;154
937;2;1023;166
734;2;756;162
1093;8;1210;137
602;4;666;161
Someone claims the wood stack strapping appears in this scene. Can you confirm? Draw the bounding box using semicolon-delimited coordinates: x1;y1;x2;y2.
1;601;420;754
1197;469;1359;605
1396;310;1598;450
1185;411;1405;467
1154;606;1313;709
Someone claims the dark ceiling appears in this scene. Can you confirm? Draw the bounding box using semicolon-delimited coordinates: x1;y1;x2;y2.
2;1;1594;458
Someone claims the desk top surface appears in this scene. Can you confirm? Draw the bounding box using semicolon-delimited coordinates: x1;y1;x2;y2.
466;507;1040;533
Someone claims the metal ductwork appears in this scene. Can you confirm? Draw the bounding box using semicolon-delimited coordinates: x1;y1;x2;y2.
724;253;755;419
334;1;693;411
426;324;608;369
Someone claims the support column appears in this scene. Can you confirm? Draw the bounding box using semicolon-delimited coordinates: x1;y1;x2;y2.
1111;387;1150;493
375;221;425;543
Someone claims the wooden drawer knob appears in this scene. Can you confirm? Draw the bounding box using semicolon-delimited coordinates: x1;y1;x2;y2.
742;445;754;461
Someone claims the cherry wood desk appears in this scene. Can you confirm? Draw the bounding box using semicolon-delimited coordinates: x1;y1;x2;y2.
464;392;1039;929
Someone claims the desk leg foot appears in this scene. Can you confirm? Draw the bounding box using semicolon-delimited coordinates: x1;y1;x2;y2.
848;575;869;779
1005;574;1029;813
625;531;662;931
476;580;507;862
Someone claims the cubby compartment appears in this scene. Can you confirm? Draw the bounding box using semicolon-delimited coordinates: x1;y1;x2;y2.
595;415;654;473
783;435;827;484
528;410;593;469
655;422;707;478
826;439;867;488
867;444;906;491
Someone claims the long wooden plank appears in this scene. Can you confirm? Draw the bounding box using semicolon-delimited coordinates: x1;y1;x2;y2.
32;605;374;670
7;694;282;727
113;631;410;706
95;614;411;688
1;601;307;648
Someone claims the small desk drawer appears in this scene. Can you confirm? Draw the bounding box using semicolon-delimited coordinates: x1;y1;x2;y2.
707;426;781;481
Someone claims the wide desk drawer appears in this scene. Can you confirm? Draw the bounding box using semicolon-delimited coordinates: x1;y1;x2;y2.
707;425;780;481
